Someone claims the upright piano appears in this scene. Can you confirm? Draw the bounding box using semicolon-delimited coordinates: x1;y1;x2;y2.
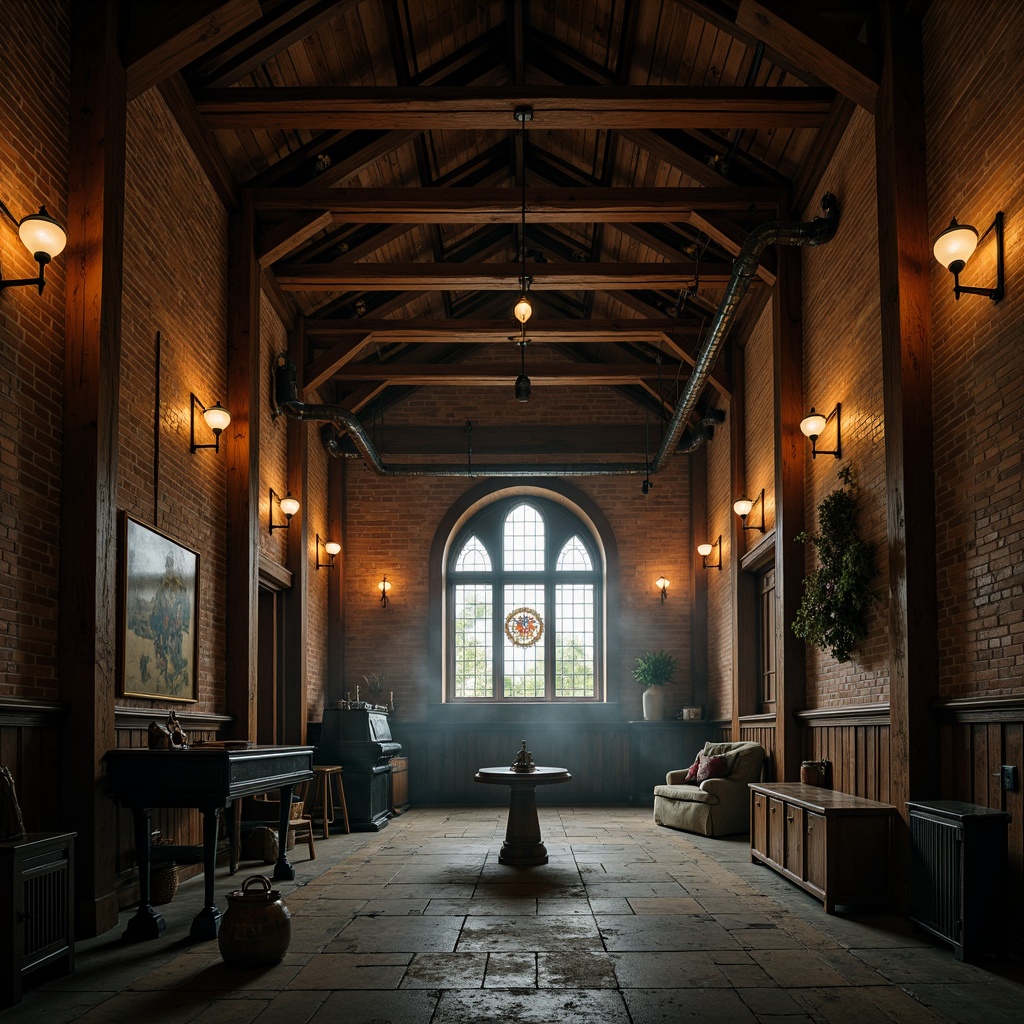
317;705;401;831
103;744;313;942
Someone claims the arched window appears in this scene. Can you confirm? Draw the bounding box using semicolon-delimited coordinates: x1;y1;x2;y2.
447;496;603;702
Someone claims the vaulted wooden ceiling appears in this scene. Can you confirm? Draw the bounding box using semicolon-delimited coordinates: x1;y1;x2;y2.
124;0;879;457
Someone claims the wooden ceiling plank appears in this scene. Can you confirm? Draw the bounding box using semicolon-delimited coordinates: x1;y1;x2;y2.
195;85;835;129
275;261;741;290
251;185;783;218
124;0;263;99
688;210;777;284
735;0;880;113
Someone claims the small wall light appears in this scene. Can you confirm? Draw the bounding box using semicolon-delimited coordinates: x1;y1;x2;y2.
655;575;670;602
697;536;722;571
0;201;67;295
733;488;765;533
269;487;300;533
800;403;841;460
379;574;392;608
933;212;1004;302
189;393;231;453
316;534;341;569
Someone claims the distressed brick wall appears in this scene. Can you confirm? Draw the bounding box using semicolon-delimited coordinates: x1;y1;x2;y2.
800;108;889;707
705;396;732;720
118;88;230;712
926;0;1024;698
0;0;68;700
742;302;776;548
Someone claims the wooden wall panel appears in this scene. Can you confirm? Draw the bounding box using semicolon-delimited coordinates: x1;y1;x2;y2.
0;703;67;831
739;718;776;781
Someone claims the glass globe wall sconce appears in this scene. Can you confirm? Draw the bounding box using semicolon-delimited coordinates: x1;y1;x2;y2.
0;201;67;295
189;393;230;453
316;533;341;570
269;487;300;533
800;403;841;460
655;575;670;602
933;211;1004;302
697;536;722;571
733;488;765;533
379;574;392;608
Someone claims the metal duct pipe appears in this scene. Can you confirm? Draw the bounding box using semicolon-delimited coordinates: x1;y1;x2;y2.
650;193;839;472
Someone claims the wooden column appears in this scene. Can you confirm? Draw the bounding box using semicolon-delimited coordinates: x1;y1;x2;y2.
326;455;345;704
58;0;124;938
689;445;708;712
283;326;309;743
226;190;259;740
875;1;939;864
772;243;807;782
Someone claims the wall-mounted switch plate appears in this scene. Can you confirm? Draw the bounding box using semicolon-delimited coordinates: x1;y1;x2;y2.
1001;765;1018;791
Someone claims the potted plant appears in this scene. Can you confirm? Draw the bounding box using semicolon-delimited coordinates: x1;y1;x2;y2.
632;649;678;721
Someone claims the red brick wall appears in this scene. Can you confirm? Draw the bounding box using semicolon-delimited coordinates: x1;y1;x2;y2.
339;373;694;723
305;414;330;720
259;301;289;567
705;394;732;719
0;0;69;700
742;303;776;546
117;89;229;714
800;108;890;707
926;0;1024;699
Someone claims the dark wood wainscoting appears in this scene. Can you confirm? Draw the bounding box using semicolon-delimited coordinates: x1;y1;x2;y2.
0;700;67;831
111;708;231;906
739;716;777;781
797;704;891;803
936;696;1023;953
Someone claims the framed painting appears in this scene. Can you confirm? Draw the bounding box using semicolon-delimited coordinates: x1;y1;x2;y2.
120;513;200;702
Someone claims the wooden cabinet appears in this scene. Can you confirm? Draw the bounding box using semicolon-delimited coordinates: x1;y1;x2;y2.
1;832;75;1007
389;756;409;814
749;782;894;913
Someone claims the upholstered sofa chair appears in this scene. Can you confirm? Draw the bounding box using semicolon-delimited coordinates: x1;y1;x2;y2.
653;740;766;837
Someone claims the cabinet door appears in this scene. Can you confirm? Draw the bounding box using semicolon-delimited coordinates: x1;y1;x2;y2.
784;804;804;878
751;791;768;856
805;811;826;892
768;799;786;866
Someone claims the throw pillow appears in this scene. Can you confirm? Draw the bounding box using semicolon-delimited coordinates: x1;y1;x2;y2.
694;752;729;784
683;756;701;782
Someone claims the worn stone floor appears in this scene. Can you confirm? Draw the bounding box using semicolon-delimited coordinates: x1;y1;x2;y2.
8;805;1023;1023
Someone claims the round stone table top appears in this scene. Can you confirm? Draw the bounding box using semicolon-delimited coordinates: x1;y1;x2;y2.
474;766;572;786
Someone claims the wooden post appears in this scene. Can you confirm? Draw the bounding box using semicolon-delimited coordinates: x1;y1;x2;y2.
326;455;345;705
773;243;807;783
226;191;260;740
689;445;709;713
59;0;124;938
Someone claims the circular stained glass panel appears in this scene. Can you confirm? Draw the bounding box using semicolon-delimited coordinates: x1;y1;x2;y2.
504;607;544;647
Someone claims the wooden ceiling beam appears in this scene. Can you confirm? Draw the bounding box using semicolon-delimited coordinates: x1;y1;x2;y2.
327;362;675;385
302;318;703;341
688;210;777;284
251;185;783;219
275;261;741;290
361;423;652;456
196;85;835;129
735;0;880;113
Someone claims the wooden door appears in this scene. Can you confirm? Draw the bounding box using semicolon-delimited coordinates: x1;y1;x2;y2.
805;811;826;891
751;791;768;857
768;798;786;866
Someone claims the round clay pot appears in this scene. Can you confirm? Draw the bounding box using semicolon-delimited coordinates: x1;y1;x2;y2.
218;874;292;967
642;686;665;721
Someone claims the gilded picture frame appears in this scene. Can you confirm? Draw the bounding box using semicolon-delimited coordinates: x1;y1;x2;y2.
120;513;200;702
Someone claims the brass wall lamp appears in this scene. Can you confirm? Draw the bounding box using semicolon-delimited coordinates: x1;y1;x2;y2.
733;488;765;533
0;201;67;295
189;394;230;453
316;534;340;569
655;575;670;602
697;536;722;571
269;487;300;533
933;211;1004;302
800;403;841;460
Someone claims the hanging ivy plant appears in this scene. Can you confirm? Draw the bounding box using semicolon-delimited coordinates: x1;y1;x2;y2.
792;466;877;663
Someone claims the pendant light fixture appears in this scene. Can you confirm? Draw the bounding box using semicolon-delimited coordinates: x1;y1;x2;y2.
514;323;531;403
513;106;533;325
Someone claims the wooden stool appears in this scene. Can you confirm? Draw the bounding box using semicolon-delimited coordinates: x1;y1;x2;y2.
310;765;349;838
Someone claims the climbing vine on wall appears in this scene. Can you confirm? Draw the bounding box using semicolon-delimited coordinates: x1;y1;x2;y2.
792;466;877;663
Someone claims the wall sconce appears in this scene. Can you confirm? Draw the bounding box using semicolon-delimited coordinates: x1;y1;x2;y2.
697;536;722;571
655;575;670;602
379;574;392;608
933;212;1004;302
0;201;67;295
800;403;841;460
189;393;231;453
316;534;340;570
733;488;765;533
269;487;300;533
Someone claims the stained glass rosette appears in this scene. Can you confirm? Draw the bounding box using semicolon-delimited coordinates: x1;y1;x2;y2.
504;606;544;647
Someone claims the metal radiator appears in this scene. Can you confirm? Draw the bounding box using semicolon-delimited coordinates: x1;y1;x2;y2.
908;809;962;948
21;854;72;971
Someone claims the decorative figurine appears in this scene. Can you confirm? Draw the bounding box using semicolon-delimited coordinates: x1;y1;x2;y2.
510;739;536;773
0;765;26;840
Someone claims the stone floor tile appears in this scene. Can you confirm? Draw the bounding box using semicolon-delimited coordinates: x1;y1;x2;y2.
327;915;463;953
597;913;741;952
433;988;630;1023
747;949;855;987
400;952;488;988
588;896;634;914
611;951;729;989
891;983;1024;1024
537;950;618;988
626;896;704;915
286;952;411;990
621;986;759;1023
583;881;690;898
737;985;811;1016
537;896;592;915
310;988;438;1023
791;985;948;1023
353;897;430;916
249;989;329;1023
483;951;537;987
456;913;602;952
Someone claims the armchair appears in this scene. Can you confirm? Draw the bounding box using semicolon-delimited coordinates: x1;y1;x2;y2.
653;740;765;837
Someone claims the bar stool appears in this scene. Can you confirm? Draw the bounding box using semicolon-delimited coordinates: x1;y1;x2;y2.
310;765;349;838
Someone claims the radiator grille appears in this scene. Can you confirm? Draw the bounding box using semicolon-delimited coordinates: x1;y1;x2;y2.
908;812;962;944
21;857;71;968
